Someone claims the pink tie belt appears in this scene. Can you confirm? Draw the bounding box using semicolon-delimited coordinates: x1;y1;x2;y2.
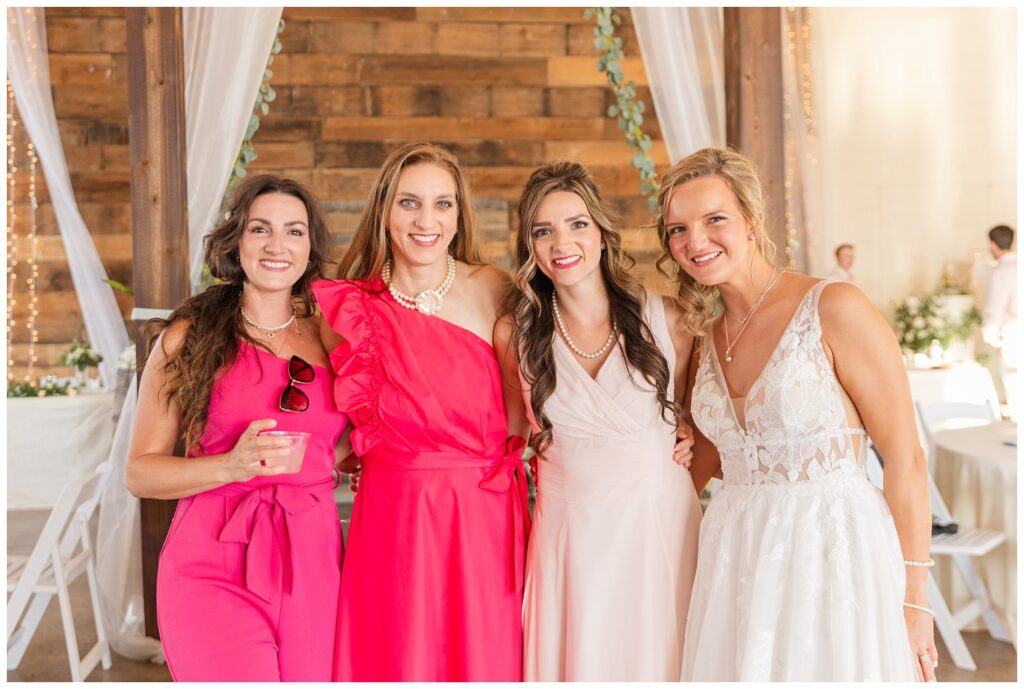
209;477;335;603
361;436;532;595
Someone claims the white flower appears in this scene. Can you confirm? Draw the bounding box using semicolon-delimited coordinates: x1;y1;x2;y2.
905;296;920;309
912;317;926;329
117;345;137;371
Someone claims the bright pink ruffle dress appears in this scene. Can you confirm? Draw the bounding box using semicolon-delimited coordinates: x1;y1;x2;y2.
314;277;529;681
156;341;346;681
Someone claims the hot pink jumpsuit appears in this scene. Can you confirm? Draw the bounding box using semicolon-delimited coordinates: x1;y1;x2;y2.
156;341;346;681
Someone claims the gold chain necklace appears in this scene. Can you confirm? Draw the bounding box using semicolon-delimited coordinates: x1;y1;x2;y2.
722;269;785;363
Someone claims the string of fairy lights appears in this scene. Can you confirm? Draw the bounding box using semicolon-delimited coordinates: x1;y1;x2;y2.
782;8;819;269
6;78;41;385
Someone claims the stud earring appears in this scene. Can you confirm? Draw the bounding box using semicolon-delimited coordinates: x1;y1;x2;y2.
600;242;607;251
748;232;756;241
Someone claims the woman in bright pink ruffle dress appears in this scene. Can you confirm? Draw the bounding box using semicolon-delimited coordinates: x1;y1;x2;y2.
314;143;529;681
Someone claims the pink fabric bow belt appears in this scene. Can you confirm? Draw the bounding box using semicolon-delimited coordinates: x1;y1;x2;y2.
211;477;334;603
361;436;532;594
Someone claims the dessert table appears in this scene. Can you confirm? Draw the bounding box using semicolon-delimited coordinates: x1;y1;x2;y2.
7;391;116;509
932;420;1017;645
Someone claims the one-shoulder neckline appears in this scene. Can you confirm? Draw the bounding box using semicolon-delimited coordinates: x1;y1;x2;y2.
376;289;496;351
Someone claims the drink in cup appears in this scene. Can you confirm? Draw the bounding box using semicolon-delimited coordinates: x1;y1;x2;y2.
257;431;311;473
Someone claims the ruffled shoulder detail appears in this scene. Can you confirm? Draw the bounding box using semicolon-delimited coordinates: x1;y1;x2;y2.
311;277;388;456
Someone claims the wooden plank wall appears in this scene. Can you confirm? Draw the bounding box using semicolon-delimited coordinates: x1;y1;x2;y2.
9;7;668;381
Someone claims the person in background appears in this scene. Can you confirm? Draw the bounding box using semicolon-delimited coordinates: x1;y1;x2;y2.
126;175;345;681
983;224;1016;417
825;243;856;283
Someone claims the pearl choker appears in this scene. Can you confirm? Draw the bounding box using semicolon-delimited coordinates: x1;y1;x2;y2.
552;293;618;360
382;254;456;316
241;306;295;339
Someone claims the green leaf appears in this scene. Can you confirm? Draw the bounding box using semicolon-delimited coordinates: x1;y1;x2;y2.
607;104;618;117
260;101;269;115
101;278;134;295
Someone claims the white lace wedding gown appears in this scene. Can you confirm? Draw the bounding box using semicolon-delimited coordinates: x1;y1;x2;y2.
682;280;919;681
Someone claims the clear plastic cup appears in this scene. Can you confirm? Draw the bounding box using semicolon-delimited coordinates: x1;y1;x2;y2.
257;431;311;474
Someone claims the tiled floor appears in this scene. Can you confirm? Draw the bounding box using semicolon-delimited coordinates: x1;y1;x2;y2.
6;499;1016;682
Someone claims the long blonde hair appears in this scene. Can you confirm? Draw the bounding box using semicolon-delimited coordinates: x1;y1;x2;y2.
506;161;674;456
337;142;482;279
655;146;779;335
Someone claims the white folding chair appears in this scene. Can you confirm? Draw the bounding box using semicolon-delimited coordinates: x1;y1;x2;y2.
915;400;997;473
7;462;114;681
866;446;1009;671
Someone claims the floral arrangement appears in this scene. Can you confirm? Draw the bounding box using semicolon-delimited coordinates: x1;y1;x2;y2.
7;379;73;398
893;293;982;353
117;343;137;372
60;340;103;371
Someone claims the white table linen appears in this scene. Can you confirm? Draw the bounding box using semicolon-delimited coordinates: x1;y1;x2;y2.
7;392;116;509
932;420;1017;645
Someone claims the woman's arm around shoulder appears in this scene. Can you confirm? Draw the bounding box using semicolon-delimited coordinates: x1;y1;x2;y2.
660;294;696;403
492;313;531;441
125;320;290;500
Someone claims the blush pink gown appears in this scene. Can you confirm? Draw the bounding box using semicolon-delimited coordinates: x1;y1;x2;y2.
314;277;529;681
156;340;347;681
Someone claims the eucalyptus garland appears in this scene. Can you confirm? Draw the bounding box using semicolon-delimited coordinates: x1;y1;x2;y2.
585;7;659;210
227;18;286;189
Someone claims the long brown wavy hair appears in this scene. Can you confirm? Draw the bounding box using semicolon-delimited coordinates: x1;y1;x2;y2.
146;174;333;453
654;146;780;336
506;161;675;456
337;142;482;280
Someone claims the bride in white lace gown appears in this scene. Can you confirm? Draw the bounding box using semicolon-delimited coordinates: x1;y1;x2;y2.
656;148;937;682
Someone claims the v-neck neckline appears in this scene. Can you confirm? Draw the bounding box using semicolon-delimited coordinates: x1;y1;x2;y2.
708;283;818;430
554;330;622;384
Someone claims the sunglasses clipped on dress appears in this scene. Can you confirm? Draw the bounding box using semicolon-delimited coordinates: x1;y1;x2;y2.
279;355;315;413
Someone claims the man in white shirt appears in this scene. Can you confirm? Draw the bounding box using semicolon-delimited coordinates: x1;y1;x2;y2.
824;243;855;283
983;225;1016;417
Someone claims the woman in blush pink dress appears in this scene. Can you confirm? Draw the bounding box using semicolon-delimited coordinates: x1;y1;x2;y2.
494;162;701;680
314;142;529;681
126;175;346;681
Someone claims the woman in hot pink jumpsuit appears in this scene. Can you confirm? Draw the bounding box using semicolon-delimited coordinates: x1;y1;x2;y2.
127;175;346;681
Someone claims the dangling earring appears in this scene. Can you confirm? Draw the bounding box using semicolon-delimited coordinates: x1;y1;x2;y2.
747;232;756;241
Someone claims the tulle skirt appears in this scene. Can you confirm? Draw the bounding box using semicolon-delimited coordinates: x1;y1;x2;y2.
681;473;920;681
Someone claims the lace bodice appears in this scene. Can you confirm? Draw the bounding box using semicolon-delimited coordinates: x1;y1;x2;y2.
691;280;866;487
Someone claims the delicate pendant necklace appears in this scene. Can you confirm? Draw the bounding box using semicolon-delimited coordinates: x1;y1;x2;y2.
722;269;785;363
382;254;456;316
241;305;295;339
552;293;618;360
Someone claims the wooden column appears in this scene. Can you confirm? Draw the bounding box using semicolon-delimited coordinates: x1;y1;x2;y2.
723;8;788;257
126;7;189;638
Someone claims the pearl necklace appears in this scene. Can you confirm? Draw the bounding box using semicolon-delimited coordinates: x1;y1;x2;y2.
722;269;785;363
381;254;456;316
552;293;618;360
241;306;295;339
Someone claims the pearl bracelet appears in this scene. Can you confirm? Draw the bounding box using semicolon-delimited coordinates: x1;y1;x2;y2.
903;602;935;617
904;558;935;568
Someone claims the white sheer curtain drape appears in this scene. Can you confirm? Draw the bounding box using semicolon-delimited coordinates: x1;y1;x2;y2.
183;7;282;292
6;7;129;386
90;7;282;661
632;7;725;162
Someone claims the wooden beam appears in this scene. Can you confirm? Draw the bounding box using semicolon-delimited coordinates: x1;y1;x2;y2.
723;8;789;262
125;6;188;639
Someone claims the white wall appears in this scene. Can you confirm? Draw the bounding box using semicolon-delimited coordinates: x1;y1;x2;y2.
811;7;1016;314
